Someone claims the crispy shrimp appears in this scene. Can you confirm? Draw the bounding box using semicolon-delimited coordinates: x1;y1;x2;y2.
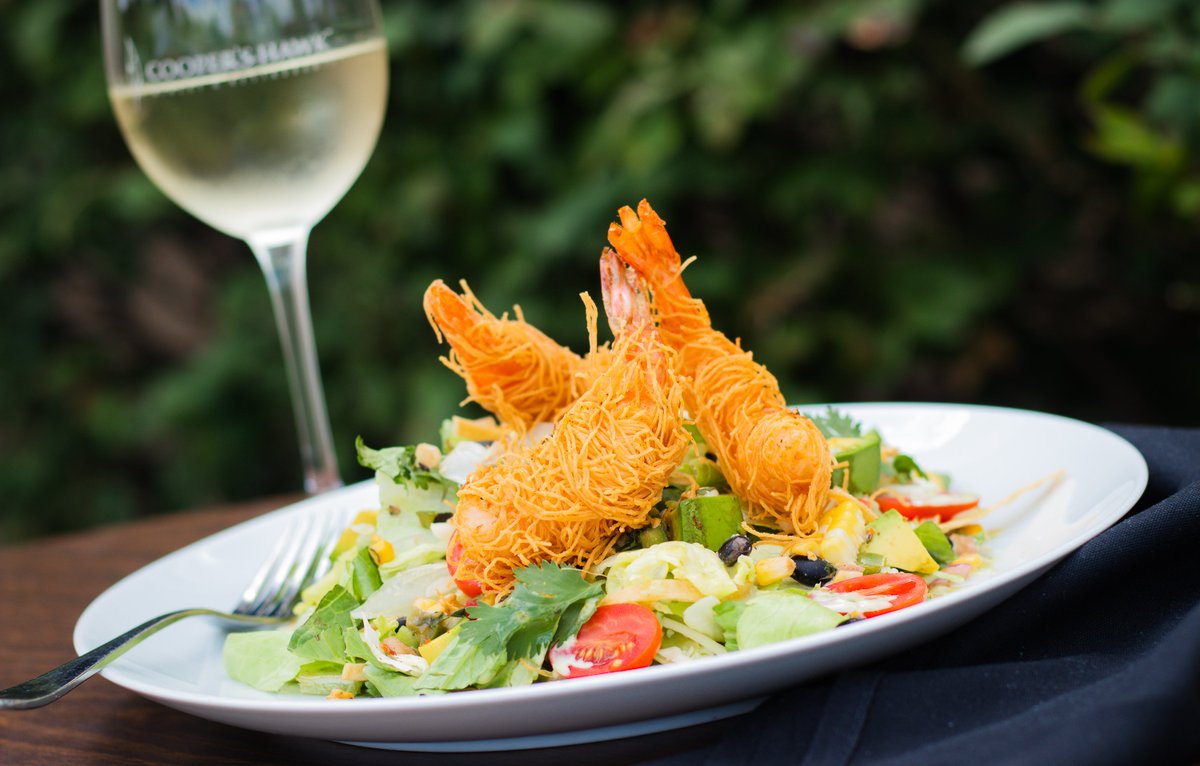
423;280;612;430
607;200;832;536
450;251;688;593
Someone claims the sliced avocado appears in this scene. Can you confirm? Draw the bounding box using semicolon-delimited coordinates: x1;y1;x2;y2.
673;454;725;489
662;501;681;541
638;524;670;548
859;509;939;575
673;425;725;488
829;430;882;494
678;495;744;552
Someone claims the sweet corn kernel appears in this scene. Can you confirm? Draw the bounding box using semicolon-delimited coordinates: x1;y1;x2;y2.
368;535;395;565
755;556;796;586
326;689;355;700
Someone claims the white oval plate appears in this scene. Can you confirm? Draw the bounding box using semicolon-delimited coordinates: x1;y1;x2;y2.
74;403;1147;751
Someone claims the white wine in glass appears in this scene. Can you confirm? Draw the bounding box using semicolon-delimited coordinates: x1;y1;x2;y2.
102;1;389;493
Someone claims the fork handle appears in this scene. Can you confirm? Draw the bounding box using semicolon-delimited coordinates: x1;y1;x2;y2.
0;608;277;710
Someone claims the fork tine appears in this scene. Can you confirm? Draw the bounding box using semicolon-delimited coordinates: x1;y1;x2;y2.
235;518;302;614
259;510;345;618
235;513;316;616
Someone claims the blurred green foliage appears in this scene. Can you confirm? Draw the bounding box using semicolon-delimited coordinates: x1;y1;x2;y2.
3;0;1198;542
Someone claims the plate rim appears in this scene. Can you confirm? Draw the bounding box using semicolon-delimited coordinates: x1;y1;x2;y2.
73;402;1148;722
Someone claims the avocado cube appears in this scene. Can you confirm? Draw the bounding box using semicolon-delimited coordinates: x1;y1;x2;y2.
830;431;882;494
859;509;939;575
638;524;670;548
678;496;744;552
661;502;681;541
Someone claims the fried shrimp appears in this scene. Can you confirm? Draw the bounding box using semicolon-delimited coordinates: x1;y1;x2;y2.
607;200;832;537
450;252;688;594
423;280;611;429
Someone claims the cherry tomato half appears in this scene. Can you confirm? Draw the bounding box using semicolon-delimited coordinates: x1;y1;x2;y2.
445;532;483;598
876;488;980;521
548;603;662;679
825;573;928;618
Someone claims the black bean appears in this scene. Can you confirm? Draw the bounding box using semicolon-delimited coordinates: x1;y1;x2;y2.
790;556;837;586
717;534;753;566
432;512;453;523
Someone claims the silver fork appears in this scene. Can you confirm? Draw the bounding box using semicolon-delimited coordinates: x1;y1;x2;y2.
0;508;346;710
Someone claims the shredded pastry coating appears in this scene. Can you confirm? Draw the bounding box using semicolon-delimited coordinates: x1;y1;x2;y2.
423;280;610;430
451;253;688;593
608;200;833;537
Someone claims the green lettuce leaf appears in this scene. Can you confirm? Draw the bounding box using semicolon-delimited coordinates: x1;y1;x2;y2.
712;600;746;651
222;629;306;692
363;664;444;697
349;547;382;601
356;437;444;491
287;585;359;662
414;633;507;691
417;562;602;690
734;591;845;650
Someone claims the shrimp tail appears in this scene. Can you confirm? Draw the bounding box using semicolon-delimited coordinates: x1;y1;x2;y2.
599;247;652;337
423;279;496;344
607;200;692;304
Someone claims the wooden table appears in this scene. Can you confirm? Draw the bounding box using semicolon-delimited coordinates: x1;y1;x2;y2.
0;498;726;765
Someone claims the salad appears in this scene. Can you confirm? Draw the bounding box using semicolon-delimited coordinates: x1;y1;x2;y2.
222;407;991;699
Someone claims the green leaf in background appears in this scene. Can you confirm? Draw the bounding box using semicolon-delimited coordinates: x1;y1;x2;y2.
963;2;1092;65
5;0;1200;546
1086;104;1185;171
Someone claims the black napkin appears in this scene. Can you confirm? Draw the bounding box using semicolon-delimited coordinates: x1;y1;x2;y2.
657;425;1200;766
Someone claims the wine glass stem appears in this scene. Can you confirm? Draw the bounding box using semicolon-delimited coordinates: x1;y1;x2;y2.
248;229;342;494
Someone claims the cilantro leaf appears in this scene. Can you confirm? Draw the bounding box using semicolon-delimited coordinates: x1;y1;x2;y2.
810;407;863;439
356;437;442;490
418;563;603;691
459;562;604;663
461;562;604;659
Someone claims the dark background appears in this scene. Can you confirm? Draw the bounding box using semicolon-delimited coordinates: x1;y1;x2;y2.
3;0;1198;542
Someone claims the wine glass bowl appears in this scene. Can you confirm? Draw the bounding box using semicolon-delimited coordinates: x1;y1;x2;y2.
101;0;388;493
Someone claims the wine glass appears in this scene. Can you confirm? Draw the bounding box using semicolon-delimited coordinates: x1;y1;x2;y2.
101;0;389;494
